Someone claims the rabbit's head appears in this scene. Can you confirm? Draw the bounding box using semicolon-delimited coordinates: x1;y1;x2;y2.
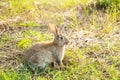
49;23;69;47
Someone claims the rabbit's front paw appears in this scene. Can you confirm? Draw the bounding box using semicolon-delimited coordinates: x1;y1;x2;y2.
52;62;60;70
60;65;66;70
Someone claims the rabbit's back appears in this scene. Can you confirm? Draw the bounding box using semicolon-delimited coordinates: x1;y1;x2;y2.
23;42;55;65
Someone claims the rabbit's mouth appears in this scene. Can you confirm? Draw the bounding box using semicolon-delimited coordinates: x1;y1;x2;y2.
65;40;69;45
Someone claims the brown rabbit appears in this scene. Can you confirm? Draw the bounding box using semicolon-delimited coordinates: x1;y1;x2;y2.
23;23;69;69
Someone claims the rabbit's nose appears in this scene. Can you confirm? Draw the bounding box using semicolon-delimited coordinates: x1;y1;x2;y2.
66;39;69;44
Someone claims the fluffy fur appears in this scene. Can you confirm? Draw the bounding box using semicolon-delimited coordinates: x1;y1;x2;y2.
23;23;69;69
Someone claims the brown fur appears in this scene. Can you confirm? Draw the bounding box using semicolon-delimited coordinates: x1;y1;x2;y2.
23;23;69;69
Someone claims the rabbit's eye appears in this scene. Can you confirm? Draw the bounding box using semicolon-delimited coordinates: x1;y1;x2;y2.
59;36;63;40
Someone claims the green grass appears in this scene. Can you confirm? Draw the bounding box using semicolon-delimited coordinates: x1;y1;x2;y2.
0;0;120;80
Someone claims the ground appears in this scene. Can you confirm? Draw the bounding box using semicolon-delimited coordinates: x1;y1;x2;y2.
0;0;120;80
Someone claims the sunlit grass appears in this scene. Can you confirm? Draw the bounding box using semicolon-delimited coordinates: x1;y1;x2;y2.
0;0;120;80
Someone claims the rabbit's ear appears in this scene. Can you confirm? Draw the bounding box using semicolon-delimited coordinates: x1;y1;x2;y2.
49;23;58;35
59;23;65;33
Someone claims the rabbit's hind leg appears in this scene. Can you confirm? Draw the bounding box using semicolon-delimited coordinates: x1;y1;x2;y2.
38;61;46;69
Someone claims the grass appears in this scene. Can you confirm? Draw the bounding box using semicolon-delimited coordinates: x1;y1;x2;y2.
0;0;120;80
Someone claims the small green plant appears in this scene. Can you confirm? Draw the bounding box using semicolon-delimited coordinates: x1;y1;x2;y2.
96;0;120;9
17;39;32;49
18;21;40;27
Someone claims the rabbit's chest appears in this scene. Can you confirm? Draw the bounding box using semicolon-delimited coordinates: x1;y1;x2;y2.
57;46;65;60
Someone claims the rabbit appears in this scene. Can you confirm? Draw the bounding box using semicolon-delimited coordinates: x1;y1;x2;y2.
23;23;69;70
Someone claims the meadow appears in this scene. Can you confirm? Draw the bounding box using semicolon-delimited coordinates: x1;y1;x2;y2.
0;0;120;80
